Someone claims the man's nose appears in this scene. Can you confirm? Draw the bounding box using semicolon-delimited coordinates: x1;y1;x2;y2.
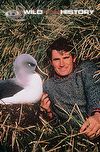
60;59;65;67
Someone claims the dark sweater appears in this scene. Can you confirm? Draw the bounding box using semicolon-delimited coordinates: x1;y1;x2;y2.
43;61;100;122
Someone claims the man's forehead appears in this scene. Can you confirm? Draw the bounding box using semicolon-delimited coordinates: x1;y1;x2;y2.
52;50;71;56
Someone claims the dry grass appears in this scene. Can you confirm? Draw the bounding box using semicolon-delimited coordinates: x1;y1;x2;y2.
0;103;99;151
0;0;100;79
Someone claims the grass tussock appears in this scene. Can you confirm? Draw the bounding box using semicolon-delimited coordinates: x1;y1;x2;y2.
0;0;100;79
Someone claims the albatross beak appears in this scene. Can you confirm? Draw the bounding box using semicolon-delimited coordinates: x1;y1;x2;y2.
35;65;48;77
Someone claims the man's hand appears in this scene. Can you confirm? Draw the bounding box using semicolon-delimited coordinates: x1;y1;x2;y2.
80;112;100;138
40;93;51;112
40;93;53;118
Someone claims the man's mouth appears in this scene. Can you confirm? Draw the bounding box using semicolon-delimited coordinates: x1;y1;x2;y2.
59;67;68;71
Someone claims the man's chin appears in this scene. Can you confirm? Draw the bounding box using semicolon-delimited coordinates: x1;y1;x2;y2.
56;72;69;78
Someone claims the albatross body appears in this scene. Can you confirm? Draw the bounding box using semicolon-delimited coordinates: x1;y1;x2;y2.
0;54;43;104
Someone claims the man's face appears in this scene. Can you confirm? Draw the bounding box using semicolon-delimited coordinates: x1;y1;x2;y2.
51;50;76;77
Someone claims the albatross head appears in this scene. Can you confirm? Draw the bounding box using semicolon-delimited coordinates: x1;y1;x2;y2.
13;54;37;85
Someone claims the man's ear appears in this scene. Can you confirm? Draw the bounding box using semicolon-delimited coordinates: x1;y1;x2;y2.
50;60;52;65
73;56;76;62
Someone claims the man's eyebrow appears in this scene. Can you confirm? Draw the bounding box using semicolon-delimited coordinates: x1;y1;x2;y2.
52;58;60;60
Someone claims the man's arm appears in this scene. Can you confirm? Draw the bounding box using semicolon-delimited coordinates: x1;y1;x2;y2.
80;61;100;138
81;61;100;115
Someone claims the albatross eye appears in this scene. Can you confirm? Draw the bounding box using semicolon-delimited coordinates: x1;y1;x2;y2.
28;63;36;67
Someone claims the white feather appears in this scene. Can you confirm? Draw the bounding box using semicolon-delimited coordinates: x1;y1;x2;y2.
0;73;43;104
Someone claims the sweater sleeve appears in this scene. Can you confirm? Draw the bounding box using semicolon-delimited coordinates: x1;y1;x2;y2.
43;80;49;93
81;61;100;115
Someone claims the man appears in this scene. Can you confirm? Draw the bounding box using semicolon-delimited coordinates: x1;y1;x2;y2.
40;37;100;139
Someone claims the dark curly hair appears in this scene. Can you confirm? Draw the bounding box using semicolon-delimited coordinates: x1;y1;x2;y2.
46;37;76;60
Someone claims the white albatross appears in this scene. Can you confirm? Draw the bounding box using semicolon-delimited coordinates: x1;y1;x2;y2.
0;54;43;104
